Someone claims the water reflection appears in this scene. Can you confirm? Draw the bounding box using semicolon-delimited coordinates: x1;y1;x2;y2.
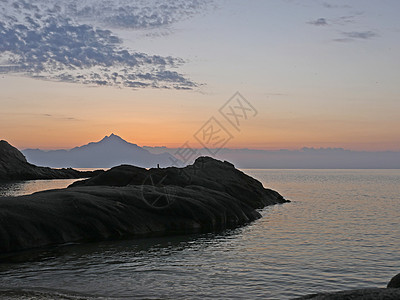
0;229;246;299
0;229;243;264
0;179;83;197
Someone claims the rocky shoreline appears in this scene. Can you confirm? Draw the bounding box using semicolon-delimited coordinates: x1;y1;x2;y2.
0;140;101;180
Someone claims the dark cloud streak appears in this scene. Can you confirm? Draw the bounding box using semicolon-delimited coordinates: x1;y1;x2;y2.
322;2;351;9
341;31;378;39
332;30;379;42
307;18;328;26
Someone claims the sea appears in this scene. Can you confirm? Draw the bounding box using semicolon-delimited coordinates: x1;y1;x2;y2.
0;169;399;299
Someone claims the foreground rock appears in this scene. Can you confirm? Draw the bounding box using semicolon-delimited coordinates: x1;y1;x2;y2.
70;156;287;208
0;140;101;180
387;273;400;288
295;288;400;300
0;157;288;254
295;273;400;299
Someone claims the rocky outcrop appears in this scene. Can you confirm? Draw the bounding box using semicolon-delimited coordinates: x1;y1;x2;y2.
295;288;400;300
0;140;101;180
0;157;288;254
295;273;400;299
387;273;400;288
70;156;287;208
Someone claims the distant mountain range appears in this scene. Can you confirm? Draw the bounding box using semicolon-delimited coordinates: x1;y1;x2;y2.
143;146;400;169
21;134;400;169
22;134;178;168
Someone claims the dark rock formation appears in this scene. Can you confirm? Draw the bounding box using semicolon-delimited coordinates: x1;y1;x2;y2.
0;156;288;254
295;274;400;299
294;288;400;300
0;140;101;180
70;156;287;208
387;273;400;288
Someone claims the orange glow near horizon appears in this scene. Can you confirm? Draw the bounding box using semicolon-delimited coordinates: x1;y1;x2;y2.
1;77;399;152
3;123;399;152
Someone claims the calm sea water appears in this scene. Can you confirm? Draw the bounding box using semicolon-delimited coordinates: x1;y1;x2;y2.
0;169;399;299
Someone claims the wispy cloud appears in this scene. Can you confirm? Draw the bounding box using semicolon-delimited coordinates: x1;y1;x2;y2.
307;18;328;26
0;0;212;90
322;2;351;9
332;30;379;42
41;113;81;121
0;112;82;121
341;31;378;40
332;30;379;43
333;15;357;25
308;15;359;27
306;8;377;43
332;38;353;43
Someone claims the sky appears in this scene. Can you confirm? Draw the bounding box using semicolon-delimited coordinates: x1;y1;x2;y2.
1;0;399;151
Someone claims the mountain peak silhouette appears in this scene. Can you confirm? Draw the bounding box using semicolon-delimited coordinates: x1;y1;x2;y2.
99;133;127;144
22;134;179;168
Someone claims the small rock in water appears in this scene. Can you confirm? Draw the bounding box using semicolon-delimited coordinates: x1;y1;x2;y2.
387;273;400;288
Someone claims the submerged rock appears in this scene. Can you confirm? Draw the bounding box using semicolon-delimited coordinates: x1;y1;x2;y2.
0;156;288;254
0;140;101;180
387;273;400;288
295;274;400;299
294;288;400;300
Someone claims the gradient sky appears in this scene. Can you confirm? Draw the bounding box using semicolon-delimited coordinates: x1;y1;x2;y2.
1;0;399;151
